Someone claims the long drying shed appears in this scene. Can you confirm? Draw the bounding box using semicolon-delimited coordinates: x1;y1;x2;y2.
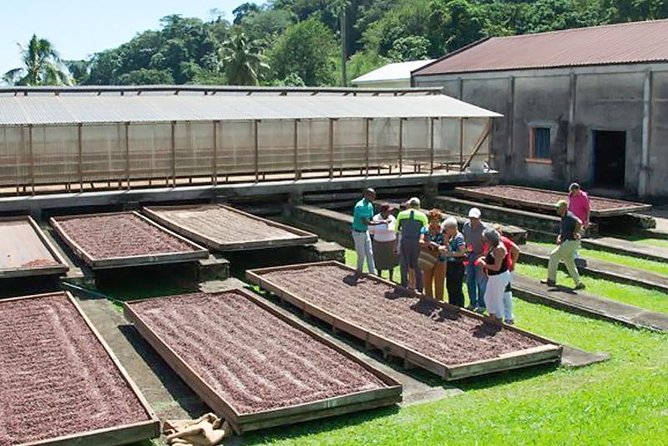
0;86;500;195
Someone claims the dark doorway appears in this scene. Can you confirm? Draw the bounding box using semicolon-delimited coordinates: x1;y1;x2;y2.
593;130;626;188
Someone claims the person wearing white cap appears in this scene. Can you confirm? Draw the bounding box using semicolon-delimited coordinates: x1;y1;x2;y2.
462;207;488;313
395;197;429;291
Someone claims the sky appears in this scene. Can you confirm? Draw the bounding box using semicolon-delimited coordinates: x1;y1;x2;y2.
0;0;259;78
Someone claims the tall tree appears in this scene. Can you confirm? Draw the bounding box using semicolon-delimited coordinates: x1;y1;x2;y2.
331;0;351;86
220;31;269;85
3;35;71;86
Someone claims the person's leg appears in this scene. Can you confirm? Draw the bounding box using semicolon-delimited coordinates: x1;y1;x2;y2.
547;244;562;282
399;248;408;287
364;232;376;275
561;240;583;286
434;262;446;301
465;262;477;309
476;264;487;312
352;231;366;272
408;268;416;289
408;242;423;292
422;267;434;298
503;273;514;323
454;263;466;307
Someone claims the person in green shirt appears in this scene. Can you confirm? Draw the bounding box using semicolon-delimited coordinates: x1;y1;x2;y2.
352;188;385;275
395;197;429;291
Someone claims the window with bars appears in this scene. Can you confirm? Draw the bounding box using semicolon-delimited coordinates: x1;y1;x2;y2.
530;127;551;160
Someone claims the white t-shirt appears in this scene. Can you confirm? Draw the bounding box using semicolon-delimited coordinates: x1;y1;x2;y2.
369;214;396;242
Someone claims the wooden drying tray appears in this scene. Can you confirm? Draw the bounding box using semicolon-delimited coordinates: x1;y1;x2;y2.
0;216;69;279
124;288;401;434
454;185;652;218
142;204;318;251
247;261;562;381
50;211;209;270
5;291;160;446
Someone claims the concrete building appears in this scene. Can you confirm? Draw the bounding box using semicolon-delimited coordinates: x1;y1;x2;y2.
353;60;434;88
413;20;668;199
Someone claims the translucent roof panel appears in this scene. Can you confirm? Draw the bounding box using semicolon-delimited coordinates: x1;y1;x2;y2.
352;60;435;84
0;94;502;126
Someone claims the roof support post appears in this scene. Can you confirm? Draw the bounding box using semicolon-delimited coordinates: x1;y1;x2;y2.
459;118;466;170
398;119;404;175
294;119;301;180
125;122;130;190
639;70;653;198
77;123;83;192
430;118;435;174
28;124;34;195
171;121;176;187
365;118;370;176
254;120;259;183
212;120;218;186
329;119;335;179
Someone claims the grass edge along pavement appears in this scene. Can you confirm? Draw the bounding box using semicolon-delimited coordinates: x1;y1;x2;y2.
237;249;668;445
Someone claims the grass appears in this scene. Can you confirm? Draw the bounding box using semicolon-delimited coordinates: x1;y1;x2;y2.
241;249;668;445
531;241;668;277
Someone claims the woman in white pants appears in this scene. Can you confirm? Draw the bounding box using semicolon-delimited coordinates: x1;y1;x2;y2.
477;228;511;322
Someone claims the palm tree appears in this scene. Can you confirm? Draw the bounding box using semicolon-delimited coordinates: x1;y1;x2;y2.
220;32;269;86
331;0;351;86
3;35;71;86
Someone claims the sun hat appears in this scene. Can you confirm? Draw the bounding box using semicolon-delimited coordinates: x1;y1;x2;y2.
468;208;481;219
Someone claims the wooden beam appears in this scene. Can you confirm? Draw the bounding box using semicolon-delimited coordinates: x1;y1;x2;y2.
329;119;334;179
294;119;301;180
254;120;259;182
212;120;218;186
28;124;34;195
430;118;435;174
125;122;130;189
461;118;492;172
459;118;465;169
365;118;370;176
77;123;83;192
171;121;176;187
399;119;403;174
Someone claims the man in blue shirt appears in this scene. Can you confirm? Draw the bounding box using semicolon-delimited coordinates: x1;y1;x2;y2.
352;188;385;276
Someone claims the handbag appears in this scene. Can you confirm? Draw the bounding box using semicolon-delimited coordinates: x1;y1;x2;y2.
418;247;439;271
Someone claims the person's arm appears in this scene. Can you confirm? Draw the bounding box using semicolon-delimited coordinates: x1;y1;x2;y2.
480;246;507;272
573;219;582;240
584;197;591;229
509;241;520;265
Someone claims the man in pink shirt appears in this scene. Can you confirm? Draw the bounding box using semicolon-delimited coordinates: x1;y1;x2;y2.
568;183;590;266
568;183;590;229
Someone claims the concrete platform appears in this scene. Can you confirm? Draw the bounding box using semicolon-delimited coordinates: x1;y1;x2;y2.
560;346;611;369
512;275;668;332
0;171;496;216
582;237;668;263
520;242;668;294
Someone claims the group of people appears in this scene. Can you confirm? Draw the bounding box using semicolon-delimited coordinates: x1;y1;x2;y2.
352;188;519;324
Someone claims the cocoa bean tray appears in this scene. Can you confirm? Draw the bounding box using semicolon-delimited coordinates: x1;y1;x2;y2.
455;185;651;217
50;211;209;270
124;288;401;434
247;261;562;381
142;204;318;251
0;216;68;279
0;292;159;446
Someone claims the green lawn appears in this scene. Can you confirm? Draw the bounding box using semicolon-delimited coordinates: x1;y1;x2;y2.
531;241;668;277
242;250;668;445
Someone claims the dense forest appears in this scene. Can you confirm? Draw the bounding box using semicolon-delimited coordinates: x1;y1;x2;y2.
5;0;668;87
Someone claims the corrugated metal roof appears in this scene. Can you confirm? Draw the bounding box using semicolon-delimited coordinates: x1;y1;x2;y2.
352;60;435;84
0;94;501;126
414;19;668;76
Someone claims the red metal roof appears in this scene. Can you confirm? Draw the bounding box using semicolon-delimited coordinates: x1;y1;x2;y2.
414;20;668;76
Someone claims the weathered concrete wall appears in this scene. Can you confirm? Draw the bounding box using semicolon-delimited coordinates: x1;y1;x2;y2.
415;66;668;198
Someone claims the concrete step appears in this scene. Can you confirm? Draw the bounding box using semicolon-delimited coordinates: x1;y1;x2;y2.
582;237;668;263
520;242;668;294
512;275;668;332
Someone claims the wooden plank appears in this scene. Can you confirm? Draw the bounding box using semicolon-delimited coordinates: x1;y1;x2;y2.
461;118;492;172
142;204;318;252
125;288;400;434
6;292;160;446
247;261;562;380
0;216;69;279
50;211;208;270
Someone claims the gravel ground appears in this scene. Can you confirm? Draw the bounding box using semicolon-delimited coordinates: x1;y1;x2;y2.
153;205;301;245
129;291;388;414
459;185;645;211
54;213;198;260
0;293;151;446
260;264;545;366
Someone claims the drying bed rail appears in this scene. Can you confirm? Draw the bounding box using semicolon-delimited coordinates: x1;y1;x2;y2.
247;261;562;380
124;288;401;433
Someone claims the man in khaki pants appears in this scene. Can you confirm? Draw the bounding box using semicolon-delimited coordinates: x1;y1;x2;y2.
541;200;586;290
